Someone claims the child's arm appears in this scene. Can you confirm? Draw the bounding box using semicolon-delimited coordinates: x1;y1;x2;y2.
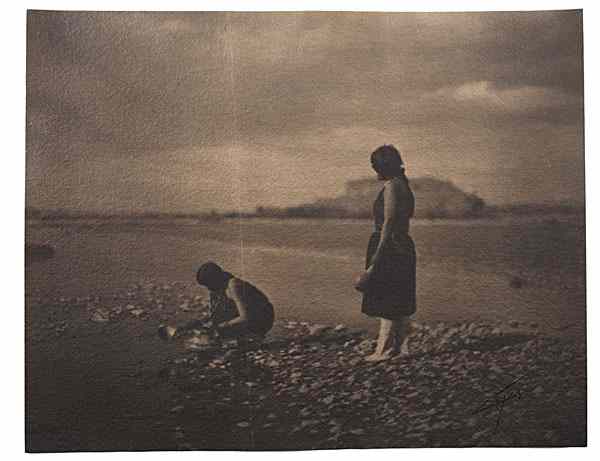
216;279;249;332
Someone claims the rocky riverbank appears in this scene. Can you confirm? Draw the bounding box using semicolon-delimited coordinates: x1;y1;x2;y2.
26;281;586;451
160;322;586;449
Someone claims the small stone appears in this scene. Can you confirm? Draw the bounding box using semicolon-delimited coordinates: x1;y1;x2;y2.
308;324;330;336
90;309;110;323
170;405;184;413
322;395;334;405
300;419;319;428
472;429;488;441
237;421;251;428
300;408;311;417
184;335;212;351
299;384;310;394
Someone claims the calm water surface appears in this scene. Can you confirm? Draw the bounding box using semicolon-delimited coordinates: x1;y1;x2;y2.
26;217;586;336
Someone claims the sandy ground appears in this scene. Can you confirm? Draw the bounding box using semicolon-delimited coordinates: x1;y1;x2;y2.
26;280;586;451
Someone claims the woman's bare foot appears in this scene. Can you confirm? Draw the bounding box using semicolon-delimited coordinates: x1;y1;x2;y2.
397;342;410;356
364;349;393;362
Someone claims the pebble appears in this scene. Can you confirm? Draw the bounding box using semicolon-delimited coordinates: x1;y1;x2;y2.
322;395;334;405
90;309;110;323
308;324;329;336
471;430;488;441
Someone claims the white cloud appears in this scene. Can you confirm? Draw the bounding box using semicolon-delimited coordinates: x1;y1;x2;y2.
428;80;581;115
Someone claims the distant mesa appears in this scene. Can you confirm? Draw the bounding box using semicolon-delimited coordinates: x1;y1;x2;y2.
321;176;485;219
25;176;582;222
256;176;486;219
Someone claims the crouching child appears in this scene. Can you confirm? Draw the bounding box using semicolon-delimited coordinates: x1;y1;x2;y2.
159;262;274;347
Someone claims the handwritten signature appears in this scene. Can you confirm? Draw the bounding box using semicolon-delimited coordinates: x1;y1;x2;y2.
472;373;527;431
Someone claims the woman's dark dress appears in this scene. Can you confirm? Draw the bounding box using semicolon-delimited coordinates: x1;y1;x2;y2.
361;176;417;320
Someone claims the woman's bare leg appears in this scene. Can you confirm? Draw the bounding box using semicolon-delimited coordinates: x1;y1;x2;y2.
394;316;411;356
365;318;397;361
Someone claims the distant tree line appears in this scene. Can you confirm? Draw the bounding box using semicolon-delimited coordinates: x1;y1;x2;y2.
26;198;583;223
253;206;372;219
25;207;224;221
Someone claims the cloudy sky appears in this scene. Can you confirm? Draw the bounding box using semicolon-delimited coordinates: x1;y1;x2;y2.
26;10;584;213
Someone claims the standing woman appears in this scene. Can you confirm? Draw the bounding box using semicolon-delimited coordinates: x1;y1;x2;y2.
355;145;416;362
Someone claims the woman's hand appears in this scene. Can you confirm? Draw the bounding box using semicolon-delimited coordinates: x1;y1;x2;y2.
354;266;374;292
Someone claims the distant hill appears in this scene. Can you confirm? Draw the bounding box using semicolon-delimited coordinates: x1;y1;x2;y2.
255;176;486;219
321;176;485;219
26;177;583;221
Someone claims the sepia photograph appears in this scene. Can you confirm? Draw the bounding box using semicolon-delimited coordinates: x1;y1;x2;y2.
25;7;586;451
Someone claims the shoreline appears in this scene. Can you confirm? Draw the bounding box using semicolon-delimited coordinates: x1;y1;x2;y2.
25;211;584;229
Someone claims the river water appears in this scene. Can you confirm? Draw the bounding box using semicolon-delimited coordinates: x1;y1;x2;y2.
26;216;586;336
